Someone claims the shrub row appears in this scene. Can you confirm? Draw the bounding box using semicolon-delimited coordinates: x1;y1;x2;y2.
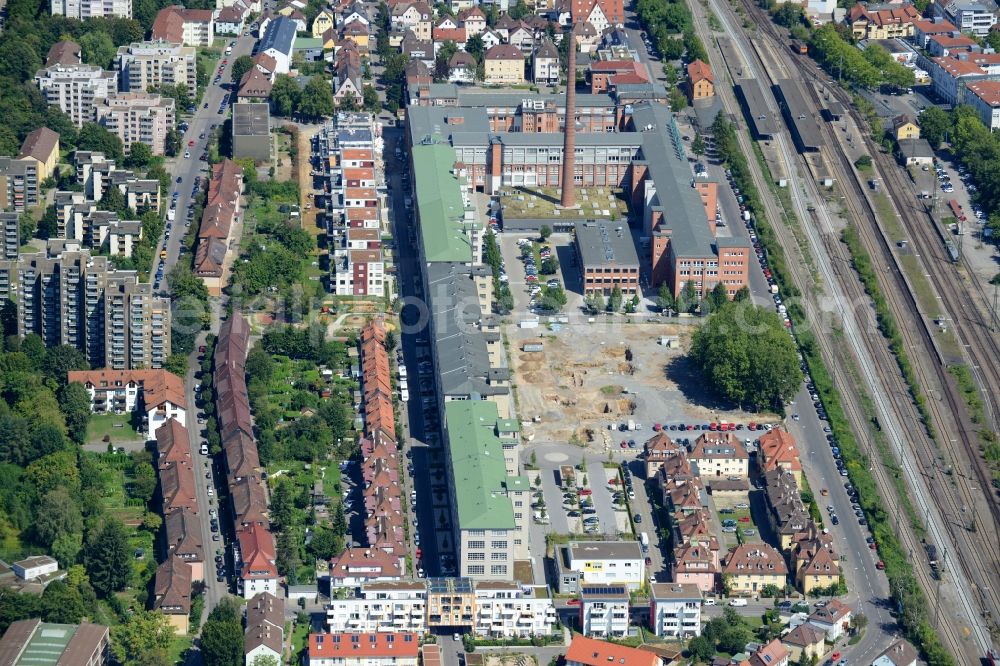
841;225;936;438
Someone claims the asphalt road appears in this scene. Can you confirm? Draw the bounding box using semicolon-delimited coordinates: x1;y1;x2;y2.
155;32;257;622
155;33;257;290
380;123;456;578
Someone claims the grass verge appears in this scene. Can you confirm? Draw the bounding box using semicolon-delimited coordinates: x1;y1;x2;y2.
841;224;936;441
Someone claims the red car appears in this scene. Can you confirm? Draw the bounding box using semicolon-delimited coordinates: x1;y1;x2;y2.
188;140;195;146
653;423;662;431
567;599;581;606
876;560;885;570
415;548;422;558
619;441;627;448
579;488;593;496
198;345;206;353
709;422;718;431
738;516;751;523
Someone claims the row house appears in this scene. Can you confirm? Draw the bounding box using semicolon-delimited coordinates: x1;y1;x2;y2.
164;508;204;582
214;314;279;598
195;159;243;292
329;548;404;588
151;557;193;635
245;592;285;666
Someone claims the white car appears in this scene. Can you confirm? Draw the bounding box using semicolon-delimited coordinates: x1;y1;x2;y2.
207;486;214;496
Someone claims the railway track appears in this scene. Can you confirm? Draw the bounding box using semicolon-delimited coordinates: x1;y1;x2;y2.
735;2;1000;650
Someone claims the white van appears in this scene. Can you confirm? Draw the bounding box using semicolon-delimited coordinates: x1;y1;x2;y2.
200;444;209;455
728;598;748;607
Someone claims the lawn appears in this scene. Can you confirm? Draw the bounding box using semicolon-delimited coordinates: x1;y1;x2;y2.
86;413;141;445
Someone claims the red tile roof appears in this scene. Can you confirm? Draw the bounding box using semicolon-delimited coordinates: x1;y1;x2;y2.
68;369;186;410
565;636;659;666
309;633;420;659
238;523;278;580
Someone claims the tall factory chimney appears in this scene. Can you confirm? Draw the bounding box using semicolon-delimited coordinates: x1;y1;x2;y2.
560;22;578;209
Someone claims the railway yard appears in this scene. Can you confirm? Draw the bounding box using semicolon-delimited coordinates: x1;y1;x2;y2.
689;0;1000;661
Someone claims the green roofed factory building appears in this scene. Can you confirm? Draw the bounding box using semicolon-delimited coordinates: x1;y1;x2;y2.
443;401;529;581
412;142;484;264
0;620;109;666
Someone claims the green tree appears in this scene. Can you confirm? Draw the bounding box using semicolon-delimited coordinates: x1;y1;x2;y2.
51;533;83;568
34;488;82;548
77;122;124;161
125;142;153;169
584;291;605;314
79;32;117;69
707;281;729;311
608;286;623;312
734;285;751;302
307;526;340;561
271;75;302;117
230;55;253;84
270;478;294;531
435;40;458;80
687;634;714;662
668;86;688;112
540;256;559;275
656;283;674;313
200;599;244;666
111;610;174;666
690;302;802;409
300;76;336;118
538;225;552;241
537;285;567;312
332;499;347;537
466;33;484;62
338;94;358;112
38;580;87;624
495;284;514;314
508;0;529;19
100;186;128;217
85;518;131;597
691;133;705;156
245;347;275;384
362;85;380;112
165;128;182;157
43;345;88;383
252;656;279;666
918;106;951;149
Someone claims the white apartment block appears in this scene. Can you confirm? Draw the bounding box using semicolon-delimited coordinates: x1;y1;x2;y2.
579;585;630;638
556;541;646;593
649;583;702;638
51;0;131;19
938;0;997;35
35;64;117;128
117;41;197;96
326;582;427;634
473;583;556;638
96;92;176;156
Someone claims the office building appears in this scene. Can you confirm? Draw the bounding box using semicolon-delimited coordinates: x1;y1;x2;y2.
1;245;170;369
444;401;529;581
579;584;630;638
326;582;428;634
50;0;131;19
35;63;117;127
649;583;702;638
117;41;197;96
96;93;176;156
232;103;271;161
0;620;109;666
555;541;645;593
575;221;640;296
